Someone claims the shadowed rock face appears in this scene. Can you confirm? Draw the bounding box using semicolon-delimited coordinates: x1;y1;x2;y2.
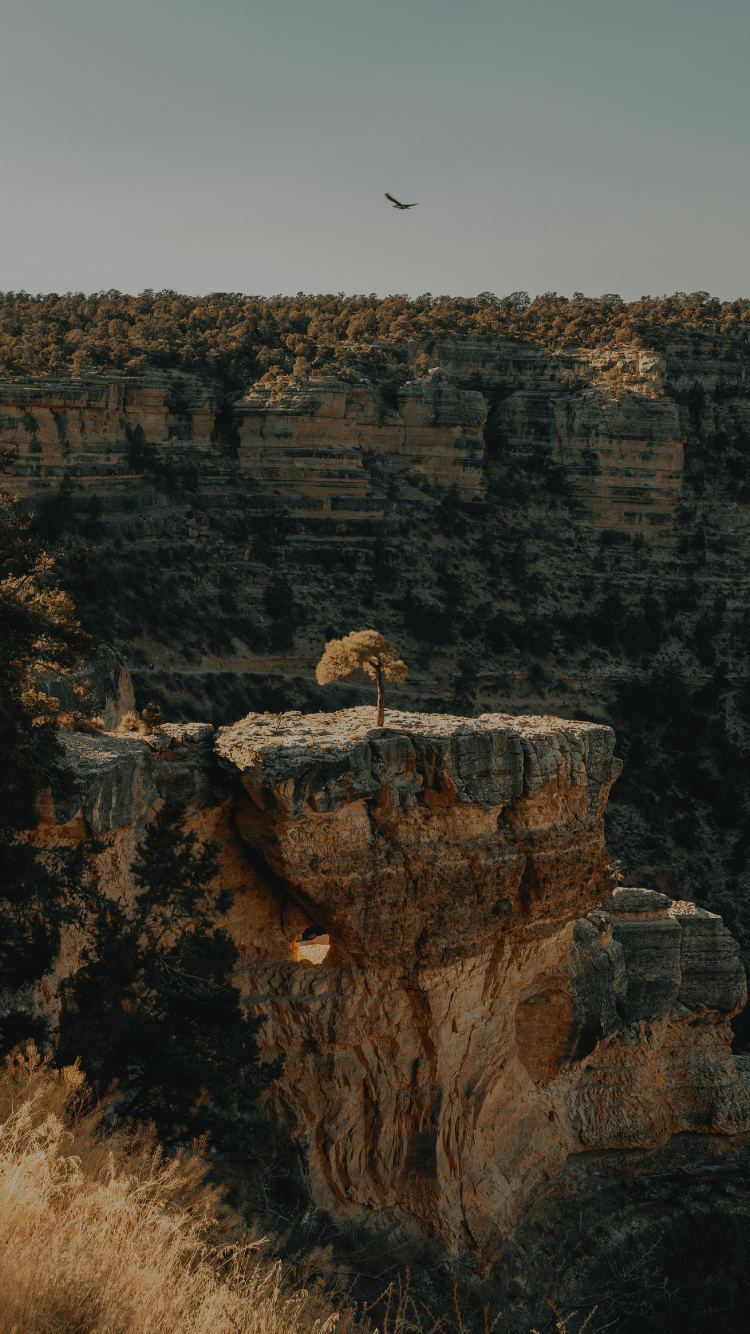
46;723;215;834
493;1128;750;1333
215;708;750;1258
235;375;488;502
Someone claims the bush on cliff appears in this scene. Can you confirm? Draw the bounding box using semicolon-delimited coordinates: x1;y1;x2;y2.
57;800;281;1158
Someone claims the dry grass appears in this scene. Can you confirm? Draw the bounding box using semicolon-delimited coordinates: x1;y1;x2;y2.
0;1046;550;1334
0;1044;352;1334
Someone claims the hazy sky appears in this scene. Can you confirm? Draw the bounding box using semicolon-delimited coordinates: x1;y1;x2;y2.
1;0;748;299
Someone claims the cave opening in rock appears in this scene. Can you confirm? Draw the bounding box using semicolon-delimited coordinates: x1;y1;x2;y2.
294;934;331;964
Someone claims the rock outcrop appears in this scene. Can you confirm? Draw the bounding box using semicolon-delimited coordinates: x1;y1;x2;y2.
212;708;750;1259
0;336;714;547
38;722;215;837
1;373;216;498
216;707;619;968
33;707;750;1265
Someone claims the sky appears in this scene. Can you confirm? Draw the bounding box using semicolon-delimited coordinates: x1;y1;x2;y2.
1;0;749;300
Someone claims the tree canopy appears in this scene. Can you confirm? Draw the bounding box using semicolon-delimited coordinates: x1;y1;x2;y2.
316;630;408;725
0;290;748;392
57;800;279;1156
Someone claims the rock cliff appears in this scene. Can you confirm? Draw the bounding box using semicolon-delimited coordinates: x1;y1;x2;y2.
1;372;216;499
34;708;750;1270
236;373;487;508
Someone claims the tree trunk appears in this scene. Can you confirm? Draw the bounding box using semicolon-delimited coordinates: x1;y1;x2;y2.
375;665;385;726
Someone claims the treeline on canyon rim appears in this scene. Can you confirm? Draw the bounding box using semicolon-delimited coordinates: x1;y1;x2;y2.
2;288;750;387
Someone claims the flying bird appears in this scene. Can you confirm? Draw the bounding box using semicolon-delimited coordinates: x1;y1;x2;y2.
385;192;418;210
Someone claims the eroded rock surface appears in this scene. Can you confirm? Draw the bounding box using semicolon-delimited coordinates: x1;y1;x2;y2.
216;707;618;967
30;708;750;1268
235;374;487;502
214;708;750;1258
44;722;215;835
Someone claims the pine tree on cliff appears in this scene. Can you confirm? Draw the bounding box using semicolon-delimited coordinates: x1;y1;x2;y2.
57;800;281;1156
0;476;89;1055
316;630;408;726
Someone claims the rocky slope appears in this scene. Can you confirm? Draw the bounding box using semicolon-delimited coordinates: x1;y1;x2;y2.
33;708;750;1287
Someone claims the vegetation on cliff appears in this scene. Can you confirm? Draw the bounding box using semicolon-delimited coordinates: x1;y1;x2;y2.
0;477;279;1156
1;288;750;388
0;481;89;1053
57;801;279;1157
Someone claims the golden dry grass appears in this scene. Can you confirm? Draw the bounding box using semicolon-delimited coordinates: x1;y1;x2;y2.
0;1044;352;1334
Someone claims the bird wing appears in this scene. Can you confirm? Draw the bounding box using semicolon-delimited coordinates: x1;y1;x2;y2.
385;192;403;205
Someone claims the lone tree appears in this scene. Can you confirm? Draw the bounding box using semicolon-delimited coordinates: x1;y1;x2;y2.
316;629;408;726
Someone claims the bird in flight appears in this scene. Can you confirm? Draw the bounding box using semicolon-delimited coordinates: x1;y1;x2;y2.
385;192;418;210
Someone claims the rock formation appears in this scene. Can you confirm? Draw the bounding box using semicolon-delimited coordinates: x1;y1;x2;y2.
1;373;216;499
0;342;696;540
235;372;488;504
34;707;750;1270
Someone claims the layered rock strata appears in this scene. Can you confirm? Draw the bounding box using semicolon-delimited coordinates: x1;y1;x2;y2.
1;373;216;498
235;373;488;510
38;722;215;838
214;708;750;1258
3;333;724;546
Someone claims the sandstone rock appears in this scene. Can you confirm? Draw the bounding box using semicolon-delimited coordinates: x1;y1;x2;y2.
493;1129;750;1333
0;372;215;497
50;732;159;834
143;722;216;808
235;374;487;503
46;722;216;834
215;707;750;1260
216;706;620;967
28;704;750;1270
36;647;135;731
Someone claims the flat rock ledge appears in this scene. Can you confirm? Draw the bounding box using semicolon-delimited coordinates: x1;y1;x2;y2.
216;706;619;813
47;723;215;833
217;707;621;966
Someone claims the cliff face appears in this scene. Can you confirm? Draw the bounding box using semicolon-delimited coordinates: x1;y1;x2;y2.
4;333;749;547
0;344;692;536
1;373;216;499
215;709;748;1258
35;709;750;1269
215;708;618;969
236;373;487;508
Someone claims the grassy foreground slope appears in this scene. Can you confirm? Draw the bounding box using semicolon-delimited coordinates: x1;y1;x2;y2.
0;1046;355;1334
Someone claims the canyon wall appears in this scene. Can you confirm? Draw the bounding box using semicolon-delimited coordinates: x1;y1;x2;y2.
34;707;750;1273
6;334;750;995
0;340;701;540
1;373;216;498
3;334;750;553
